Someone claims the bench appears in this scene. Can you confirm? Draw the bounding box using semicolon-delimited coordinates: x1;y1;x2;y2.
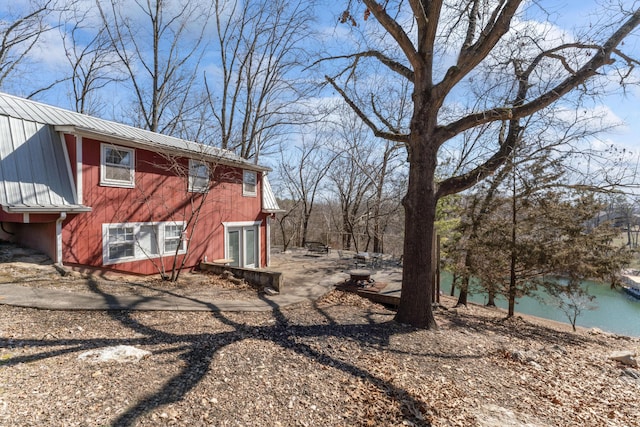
305;241;330;254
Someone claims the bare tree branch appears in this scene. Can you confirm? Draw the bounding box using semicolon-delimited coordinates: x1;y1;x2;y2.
362;0;420;69
309;51;414;82
439;9;640;140
325;75;409;143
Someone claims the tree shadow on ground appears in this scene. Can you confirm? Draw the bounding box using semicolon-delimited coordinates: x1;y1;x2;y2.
0;277;488;426
442;306;594;347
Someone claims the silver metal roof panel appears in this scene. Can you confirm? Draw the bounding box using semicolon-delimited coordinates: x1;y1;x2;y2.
0;92;268;172
0;115;90;213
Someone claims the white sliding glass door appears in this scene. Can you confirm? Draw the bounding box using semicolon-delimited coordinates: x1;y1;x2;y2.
224;222;260;268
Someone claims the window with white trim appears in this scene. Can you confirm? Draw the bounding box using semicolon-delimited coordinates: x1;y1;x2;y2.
107;226;134;260
103;221;186;264
243;170;257;196
164;224;184;253
101;144;135;187
188;159;209;192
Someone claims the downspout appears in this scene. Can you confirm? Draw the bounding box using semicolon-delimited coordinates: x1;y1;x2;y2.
55;212;67;265
266;214;272;267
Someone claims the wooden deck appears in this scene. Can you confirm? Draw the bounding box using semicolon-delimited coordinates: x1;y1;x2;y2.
357;288;401;307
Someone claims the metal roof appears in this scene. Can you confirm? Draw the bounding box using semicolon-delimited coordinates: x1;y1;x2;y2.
0;92;269;172
0;115;90;213
0;92;280;214
261;175;284;213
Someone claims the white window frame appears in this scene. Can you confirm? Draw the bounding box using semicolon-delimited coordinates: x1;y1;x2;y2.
105;225;135;262
163;223;185;253
100;143;135;188
223;221;262;268
188;159;210;192
102;221;187;265
242;170;257;197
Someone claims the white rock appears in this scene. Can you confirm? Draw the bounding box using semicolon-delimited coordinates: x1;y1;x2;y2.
608;350;638;367
476;404;547;427
78;345;151;363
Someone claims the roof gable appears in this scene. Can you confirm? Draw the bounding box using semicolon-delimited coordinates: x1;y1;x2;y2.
0;92;268;172
262;175;284;213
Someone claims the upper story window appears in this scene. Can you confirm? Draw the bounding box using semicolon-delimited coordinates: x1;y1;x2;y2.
243;170;257;197
101;144;135;188
188;159;209;192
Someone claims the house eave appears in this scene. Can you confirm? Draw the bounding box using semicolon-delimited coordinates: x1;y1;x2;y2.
2;205;92;214
54;125;270;173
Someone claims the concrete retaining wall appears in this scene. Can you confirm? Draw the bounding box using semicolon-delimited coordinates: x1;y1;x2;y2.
199;262;283;292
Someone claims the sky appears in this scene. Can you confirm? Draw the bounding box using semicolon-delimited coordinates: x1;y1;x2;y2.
555;1;640;154
2;0;640;172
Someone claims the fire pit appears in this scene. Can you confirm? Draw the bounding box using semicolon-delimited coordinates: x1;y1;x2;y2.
344;269;375;288
335;269;388;294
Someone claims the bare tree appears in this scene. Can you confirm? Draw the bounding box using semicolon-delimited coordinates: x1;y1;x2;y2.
548;290;597;332
321;1;640;328
119;148;228;282
272;199;302;252
97;0;212;134
0;0;59;93
59;6;125;115
205;0;314;162
276;126;338;248
326;111;377;252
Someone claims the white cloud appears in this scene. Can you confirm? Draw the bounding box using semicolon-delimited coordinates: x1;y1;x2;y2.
27;28;68;72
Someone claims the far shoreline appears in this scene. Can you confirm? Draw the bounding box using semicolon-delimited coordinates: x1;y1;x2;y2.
436;294;636;339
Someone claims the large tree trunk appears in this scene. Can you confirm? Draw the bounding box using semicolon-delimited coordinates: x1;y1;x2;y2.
486;284;497;307
508;241;517;317
450;273;457;297
395;137;438;329
301;211;311;247
456;276;469;306
508;277;516;317
457;250;474;306
372;213;382;253
507;169;518;317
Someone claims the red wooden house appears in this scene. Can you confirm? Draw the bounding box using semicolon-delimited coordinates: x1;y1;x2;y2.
0;93;282;275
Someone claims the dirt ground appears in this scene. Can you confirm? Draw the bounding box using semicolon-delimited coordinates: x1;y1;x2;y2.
1;242;640;426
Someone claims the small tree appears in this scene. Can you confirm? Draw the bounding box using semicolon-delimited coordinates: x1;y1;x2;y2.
273;198;302;252
114;147;229;282
545;283;597;332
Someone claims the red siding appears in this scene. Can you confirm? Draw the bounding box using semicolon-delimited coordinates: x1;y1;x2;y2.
14;222;57;260
62;137;268;275
0;212;62;223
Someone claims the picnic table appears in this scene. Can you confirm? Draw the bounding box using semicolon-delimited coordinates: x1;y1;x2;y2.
305;241;330;254
355;252;383;269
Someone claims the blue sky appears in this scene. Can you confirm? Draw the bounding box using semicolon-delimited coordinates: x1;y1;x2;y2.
3;0;639;168
536;0;640;153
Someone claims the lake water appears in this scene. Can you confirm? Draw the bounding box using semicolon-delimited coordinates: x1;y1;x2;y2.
440;273;640;337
